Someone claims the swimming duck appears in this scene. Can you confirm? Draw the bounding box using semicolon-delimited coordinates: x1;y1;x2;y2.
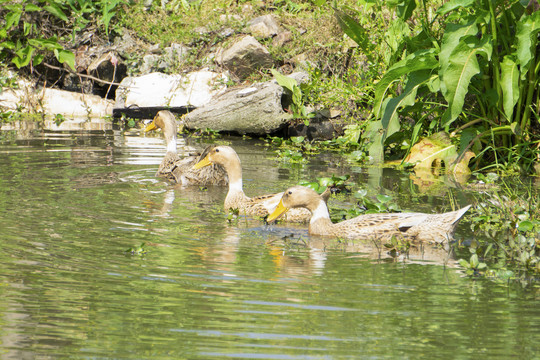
144;110;228;186
267;186;471;243
193;145;324;222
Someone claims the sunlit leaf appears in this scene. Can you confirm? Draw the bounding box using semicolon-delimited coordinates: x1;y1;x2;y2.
374;49;438;117
56;50;75;71
516;11;540;79
43;4;68;21
440;35;492;129
333;8;372;53
436;0;475;15
517;220;534;232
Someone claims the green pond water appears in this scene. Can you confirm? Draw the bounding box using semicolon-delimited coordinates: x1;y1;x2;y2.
0;128;538;359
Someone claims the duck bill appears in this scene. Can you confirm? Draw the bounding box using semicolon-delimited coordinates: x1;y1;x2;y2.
193;156;212;170
144;121;158;132
267;200;289;222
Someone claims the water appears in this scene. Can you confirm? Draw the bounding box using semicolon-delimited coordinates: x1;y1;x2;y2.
0;128;538;359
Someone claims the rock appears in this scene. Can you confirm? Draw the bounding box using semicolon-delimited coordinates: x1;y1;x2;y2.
248;15;280;38
216;35;273;79
287;115;343;140
0;77;113;119
183;80;289;135
115;70;227;109
139;44;190;74
273;30;292;47
140;54;164;73
163;43;190;62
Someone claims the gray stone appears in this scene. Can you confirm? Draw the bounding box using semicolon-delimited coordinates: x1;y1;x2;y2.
273;30;292;47
216;35;273;79
248;14;280;38
183;81;289;135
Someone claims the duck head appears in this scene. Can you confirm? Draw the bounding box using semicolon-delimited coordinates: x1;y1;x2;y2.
267;186;321;222
192;145;240;170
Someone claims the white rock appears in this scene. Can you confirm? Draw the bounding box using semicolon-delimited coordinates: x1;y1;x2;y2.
0;77;113;119
115;70;228;108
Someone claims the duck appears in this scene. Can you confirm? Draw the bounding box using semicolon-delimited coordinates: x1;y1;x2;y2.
193;145;329;222
267;186;471;244
144;110;228;186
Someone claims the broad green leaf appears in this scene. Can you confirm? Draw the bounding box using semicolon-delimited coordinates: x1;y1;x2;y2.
517;220;534;232
395;0;416;20
385;18;410;54
374;49;438;117
43;4;68;22
439;19;478;75
12;46;34;68
379;70;432;149
500;55;520;121
56;50;76;71
516;11;540;80
436;0;475;15
440;35;492;129
334;8;372;52
271;69;297;93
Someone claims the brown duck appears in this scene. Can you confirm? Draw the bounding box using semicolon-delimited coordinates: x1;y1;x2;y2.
268;186;471;243
144;110;228;186
193;145;330;222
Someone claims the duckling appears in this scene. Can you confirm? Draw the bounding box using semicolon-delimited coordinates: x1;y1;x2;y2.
268;186;471;244
144;110;228;186
193;145;325;222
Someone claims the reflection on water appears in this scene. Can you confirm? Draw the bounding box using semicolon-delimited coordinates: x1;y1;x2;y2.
0;127;538;359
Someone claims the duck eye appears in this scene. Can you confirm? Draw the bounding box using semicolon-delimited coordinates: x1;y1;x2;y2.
215;149;219;153
288;191;292;195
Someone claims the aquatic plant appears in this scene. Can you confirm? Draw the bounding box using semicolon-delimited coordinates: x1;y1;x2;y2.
335;0;540;173
463;178;540;279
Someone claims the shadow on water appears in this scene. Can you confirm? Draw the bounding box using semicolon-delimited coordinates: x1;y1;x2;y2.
0;125;539;359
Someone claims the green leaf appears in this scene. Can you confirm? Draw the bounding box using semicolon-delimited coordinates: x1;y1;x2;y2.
271;69;297;93
458;259;470;268
376;194;392;203
43;4;68;22
25;4;42;11
440;35;492;129
5;10;22;29
374;49;438;117
516;11;540;80
0;41;16;50
436;0;475;16
500;55;520;121
56;50;76;71
334;8;372;53
439;19;478;75
12;46;34;68
378;70;433;150
517;220;534;232
470;253;479;268
395;0;416;20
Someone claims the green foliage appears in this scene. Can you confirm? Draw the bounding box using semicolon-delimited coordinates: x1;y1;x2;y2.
465;178;540;278
299;174;350;193
271;70;314;125
0;0;127;71
335;0;540;172
125;242;147;255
